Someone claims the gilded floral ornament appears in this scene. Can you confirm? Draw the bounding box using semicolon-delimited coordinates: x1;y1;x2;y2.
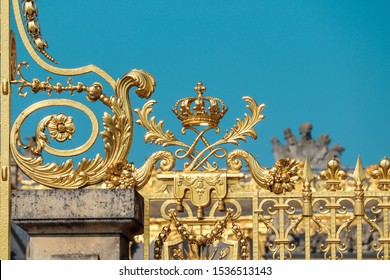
104;151;175;190
265;158;300;194
47;114;75;142
105;161;137;189
227;150;300;193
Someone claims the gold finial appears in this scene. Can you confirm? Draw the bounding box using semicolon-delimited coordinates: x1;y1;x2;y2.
319;157;348;191
302;158;313;217
371;156;390;190
352;155;365;186
303;158;314;188
372;156;390;180
194;81;206;96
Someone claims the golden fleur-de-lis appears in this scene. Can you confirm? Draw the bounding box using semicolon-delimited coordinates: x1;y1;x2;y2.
371;157;390;191
319;157;347;191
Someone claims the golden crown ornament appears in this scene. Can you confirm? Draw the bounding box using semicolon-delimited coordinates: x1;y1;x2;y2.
172;82;228;127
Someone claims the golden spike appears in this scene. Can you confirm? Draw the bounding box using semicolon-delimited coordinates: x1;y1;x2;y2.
352;156;365;218
302;158;314;216
302;158;314;187
352;155;365;185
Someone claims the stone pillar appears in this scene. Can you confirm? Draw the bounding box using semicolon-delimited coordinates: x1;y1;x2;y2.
11;188;143;260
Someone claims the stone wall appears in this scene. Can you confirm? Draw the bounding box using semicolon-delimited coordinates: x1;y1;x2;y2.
11;188;143;260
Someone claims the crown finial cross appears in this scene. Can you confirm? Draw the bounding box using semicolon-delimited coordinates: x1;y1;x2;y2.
194;82;206;96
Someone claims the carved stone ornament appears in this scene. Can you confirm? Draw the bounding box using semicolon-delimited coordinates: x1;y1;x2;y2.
271;122;345;169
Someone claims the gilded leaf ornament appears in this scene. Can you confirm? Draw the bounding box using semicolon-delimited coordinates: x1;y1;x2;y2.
21;0;58;63
135;100;181;147
105;150;175;190
222;96;265;144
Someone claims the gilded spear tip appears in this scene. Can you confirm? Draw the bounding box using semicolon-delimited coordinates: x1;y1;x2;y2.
352;155;365;184
303;158;314;186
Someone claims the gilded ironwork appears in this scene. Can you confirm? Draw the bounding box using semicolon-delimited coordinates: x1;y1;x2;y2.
13;99;99;158
1;0;12;260
104;151;175;189
174;172;227;218
227;150;300;194
249;156;390;260
1;0;388;262
312;157;349;260
13;0;116;88
10;68;160;189
45;114;75;142
136;83;267;171
138;82;301;260
136;82;299;192
8;0;154;191
371;157;390;191
21;0;58;63
154;209;249;260
319;157;348;191
172;81;228;128
11;62;102;97
10;30;17;80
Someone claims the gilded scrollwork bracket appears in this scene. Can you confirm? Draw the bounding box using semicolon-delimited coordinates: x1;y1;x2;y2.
10;63;159;189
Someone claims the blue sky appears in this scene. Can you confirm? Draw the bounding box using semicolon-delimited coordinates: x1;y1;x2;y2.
11;0;390;169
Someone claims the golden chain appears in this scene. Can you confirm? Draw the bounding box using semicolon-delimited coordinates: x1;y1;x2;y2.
154;209;249;260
